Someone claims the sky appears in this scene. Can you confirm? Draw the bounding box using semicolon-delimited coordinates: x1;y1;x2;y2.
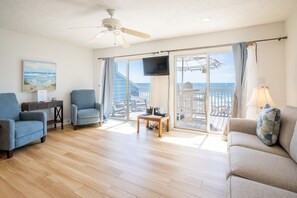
115;51;235;84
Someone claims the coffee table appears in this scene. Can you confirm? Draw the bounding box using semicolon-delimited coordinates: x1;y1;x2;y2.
137;115;170;137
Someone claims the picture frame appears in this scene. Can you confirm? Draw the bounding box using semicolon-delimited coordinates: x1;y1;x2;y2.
23;60;56;92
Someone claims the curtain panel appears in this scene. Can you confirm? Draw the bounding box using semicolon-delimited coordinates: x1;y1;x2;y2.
102;57;115;120
245;44;258;119
231;42;248;118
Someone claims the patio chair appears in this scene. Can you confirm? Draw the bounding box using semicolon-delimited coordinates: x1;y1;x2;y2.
129;90;147;112
0;93;47;158
112;101;126;117
181;82;194;121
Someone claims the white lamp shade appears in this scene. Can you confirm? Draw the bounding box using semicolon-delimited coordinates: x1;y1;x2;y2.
247;87;275;108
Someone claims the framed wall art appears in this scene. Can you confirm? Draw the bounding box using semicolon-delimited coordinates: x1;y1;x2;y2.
23;60;56;92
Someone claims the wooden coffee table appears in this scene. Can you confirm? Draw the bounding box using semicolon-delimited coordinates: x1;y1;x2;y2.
137;115;170;137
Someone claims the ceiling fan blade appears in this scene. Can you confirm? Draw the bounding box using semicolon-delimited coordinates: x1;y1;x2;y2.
86;30;107;44
68;25;102;30
115;32;130;48
121;27;151;40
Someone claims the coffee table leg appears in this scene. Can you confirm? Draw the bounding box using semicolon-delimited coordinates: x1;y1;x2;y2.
146;120;149;128
159;120;162;137
167;118;170;132
137;118;140;133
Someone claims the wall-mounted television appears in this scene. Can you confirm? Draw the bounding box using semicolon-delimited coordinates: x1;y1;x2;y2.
143;56;169;76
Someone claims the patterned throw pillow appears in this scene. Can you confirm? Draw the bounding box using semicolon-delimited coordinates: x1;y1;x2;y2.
256;104;281;146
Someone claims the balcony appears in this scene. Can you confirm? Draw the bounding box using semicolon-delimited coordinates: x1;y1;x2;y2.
176;87;233;132
111;86;233;133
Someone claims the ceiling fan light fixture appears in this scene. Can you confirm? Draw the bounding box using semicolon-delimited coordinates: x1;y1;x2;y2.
102;18;121;31
82;9;150;47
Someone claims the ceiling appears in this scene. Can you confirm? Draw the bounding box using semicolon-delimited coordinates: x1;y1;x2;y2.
0;0;296;49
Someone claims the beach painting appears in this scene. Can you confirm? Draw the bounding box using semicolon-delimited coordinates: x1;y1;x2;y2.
23;60;56;92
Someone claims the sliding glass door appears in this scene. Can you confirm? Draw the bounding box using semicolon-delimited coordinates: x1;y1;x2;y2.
111;59;151;120
175;50;235;133
209;52;235;132
176;54;208;131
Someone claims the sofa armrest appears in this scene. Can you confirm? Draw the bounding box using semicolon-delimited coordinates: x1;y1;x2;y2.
71;104;78;125
227;118;257;135
0;119;15;150
95;103;103;122
20;112;47;136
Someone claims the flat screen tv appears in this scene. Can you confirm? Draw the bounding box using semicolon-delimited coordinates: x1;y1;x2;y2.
143;56;169;76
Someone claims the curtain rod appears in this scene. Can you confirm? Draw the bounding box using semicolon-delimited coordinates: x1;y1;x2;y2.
97;36;287;60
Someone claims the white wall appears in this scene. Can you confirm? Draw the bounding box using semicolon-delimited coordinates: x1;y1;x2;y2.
285;8;297;107
94;22;287;111
0;29;93;124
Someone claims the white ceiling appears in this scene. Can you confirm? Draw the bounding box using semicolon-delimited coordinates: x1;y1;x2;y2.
0;0;296;49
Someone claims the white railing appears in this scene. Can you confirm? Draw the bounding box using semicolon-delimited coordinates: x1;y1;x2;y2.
177;87;234;117
112;87;234;118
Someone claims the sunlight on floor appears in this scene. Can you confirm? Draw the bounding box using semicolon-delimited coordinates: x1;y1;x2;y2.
97;119;136;135
200;135;227;153
160;135;206;148
97;119;227;153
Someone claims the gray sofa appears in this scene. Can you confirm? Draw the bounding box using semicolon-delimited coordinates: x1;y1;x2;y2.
225;106;297;198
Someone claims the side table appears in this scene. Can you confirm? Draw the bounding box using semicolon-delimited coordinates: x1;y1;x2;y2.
21;100;63;130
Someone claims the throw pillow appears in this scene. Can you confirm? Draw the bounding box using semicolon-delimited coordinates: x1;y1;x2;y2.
256;104;281;146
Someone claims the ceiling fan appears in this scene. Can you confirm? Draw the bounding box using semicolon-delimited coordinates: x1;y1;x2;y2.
70;9;151;48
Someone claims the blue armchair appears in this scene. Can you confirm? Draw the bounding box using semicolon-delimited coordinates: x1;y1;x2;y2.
70;89;103;130
0;93;47;158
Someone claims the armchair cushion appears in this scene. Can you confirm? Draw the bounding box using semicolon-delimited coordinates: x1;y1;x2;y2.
0;93;20;121
15;121;43;139
77;109;100;119
20;111;46;122
71;89;96;110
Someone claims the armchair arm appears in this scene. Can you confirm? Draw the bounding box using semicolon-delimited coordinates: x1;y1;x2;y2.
71;104;78;125
95;103;103;122
227;118;257;135
0;119;15;150
20;111;46;122
20;112;47;136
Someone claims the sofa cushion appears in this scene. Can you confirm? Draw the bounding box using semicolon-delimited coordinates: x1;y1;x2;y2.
256;104;281;146
77;109;100;119
228;132;290;158
15;121;43;139
290;122;297;163
227;146;297;193
225;176;297;198
279;106;297;155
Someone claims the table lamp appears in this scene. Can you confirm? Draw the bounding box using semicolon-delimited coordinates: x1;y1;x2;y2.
247;86;275;110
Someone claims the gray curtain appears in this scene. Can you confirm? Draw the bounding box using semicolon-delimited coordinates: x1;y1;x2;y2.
102;57;115;120
231;42;248;118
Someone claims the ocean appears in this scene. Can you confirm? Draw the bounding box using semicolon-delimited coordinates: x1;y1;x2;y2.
136;83;235;90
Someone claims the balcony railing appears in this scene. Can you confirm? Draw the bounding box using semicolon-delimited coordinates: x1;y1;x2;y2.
177;87;234;118
111;87;234;122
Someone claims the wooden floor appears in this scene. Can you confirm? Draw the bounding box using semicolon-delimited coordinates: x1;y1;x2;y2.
0;120;227;198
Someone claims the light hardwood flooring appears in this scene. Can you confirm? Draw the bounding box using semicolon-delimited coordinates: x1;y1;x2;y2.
0;120;227;198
